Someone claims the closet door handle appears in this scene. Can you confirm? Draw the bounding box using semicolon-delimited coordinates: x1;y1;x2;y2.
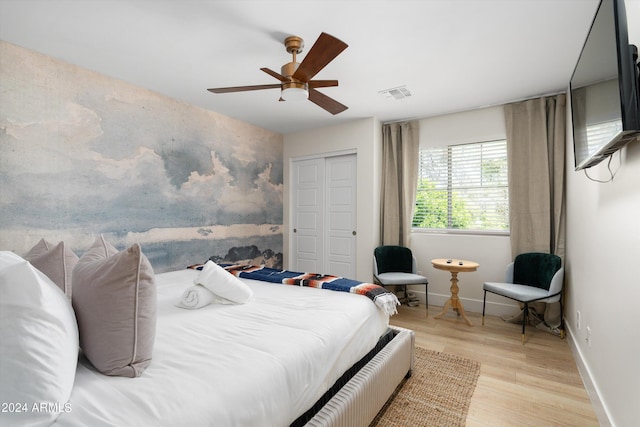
293;228;297;233
352;231;357;236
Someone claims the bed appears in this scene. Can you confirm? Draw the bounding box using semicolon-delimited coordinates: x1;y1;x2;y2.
0;242;414;427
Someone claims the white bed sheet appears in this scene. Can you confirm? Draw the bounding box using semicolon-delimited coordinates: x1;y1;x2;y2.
53;269;389;427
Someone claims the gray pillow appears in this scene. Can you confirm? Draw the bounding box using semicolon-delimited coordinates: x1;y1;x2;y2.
72;235;156;377
24;239;78;299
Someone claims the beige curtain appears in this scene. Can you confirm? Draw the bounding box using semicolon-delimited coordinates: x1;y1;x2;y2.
380;121;419;246
505;95;566;258
504;94;566;333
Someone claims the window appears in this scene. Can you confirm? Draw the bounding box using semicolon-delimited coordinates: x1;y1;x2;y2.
412;140;509;232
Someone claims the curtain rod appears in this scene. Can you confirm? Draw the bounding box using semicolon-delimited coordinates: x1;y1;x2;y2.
382;88;567;125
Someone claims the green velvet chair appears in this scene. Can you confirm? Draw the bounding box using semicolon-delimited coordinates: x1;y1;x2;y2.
482;252;564;344
373;246;429;312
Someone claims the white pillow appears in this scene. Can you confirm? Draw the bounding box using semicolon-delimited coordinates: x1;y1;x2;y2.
195;260;253;304
0;251;79;427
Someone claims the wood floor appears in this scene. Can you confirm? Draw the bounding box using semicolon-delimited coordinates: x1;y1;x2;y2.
389;304;599;427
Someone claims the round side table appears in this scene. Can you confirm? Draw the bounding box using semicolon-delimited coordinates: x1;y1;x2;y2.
431;258;479;326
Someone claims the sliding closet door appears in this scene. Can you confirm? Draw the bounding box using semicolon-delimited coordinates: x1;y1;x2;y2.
325;155;357;278
291;158;325;272
291;154;356;277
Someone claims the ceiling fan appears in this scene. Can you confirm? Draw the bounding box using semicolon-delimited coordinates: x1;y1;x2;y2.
207;32;348;115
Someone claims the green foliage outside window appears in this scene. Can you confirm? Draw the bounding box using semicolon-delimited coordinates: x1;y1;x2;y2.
412;180;471;228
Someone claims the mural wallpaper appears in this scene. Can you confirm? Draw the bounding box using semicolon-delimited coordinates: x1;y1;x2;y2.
0;42;283;272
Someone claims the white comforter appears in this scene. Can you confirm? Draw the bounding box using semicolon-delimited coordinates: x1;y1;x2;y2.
53;269;389;427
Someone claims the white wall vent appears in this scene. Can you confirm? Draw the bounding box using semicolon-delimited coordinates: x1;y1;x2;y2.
378;85;412;100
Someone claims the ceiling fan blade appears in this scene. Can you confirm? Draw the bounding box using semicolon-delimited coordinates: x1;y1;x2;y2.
207;84;281;93
308;88;348;115
260;67;290;82
293;33;348;82
309;80;339;89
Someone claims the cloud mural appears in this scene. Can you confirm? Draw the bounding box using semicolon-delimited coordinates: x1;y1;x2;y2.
0;41;283;272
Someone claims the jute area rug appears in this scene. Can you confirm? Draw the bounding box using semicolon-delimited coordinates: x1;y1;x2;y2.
370;347;481;427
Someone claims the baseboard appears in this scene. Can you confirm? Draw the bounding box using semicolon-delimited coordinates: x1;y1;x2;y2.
565;324;613;427
407;289;520;318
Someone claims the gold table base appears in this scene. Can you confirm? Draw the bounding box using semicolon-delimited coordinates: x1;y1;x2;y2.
431;259;479;327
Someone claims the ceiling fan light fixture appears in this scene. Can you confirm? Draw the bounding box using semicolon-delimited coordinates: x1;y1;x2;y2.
281;86;309;101
280;61;308;101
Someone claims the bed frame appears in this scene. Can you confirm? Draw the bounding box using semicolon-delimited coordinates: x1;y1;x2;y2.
306;326;415;427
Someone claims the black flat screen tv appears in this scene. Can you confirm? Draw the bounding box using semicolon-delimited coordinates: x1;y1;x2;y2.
570;0;640;171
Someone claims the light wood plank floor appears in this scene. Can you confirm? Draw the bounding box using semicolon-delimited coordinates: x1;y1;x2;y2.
389;304;599;427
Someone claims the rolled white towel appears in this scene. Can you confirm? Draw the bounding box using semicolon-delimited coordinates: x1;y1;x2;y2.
195;260;253;304
176;284;215;310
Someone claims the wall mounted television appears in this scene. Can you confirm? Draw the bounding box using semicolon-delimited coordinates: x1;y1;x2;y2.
570;0;640;171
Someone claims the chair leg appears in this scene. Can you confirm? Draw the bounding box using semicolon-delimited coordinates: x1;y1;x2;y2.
522;302;528;345
482;290;487;326
425;284;429;314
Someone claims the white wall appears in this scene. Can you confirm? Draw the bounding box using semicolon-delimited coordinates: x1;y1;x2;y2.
283;118;381;282
411;233;513;314
565;117;640;427
564;2;640;425
410;107;515;316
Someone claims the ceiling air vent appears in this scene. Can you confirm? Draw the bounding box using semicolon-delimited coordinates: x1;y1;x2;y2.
378;85;412;100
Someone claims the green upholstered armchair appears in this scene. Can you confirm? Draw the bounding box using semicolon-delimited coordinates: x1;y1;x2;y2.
482;252;564;344
373;246;429;313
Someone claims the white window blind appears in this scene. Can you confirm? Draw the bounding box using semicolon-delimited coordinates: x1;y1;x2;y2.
413;140;509;232
586;119;623;156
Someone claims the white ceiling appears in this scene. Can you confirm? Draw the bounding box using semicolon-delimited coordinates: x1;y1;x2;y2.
0;0;611;134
